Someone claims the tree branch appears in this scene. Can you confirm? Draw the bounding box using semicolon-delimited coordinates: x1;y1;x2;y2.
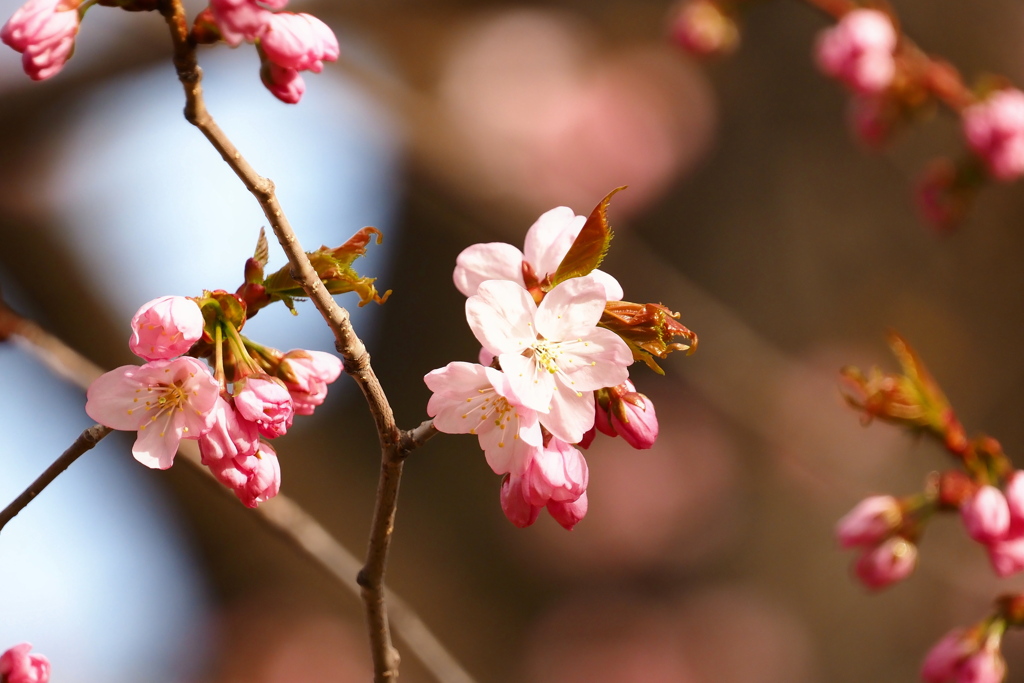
1;298;469;682
0;424;112;534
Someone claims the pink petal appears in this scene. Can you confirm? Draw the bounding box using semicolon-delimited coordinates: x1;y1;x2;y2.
556;328;632;392
535;276;608;340
452;242;526;296
523;206;585;278
85;366;148;430
133;410;183;469
466;280;538;355
541;384;595;444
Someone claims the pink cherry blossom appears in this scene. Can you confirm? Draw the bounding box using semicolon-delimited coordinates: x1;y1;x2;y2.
815;9;897;95
279;349;343;416
547;491;588;530
234;376;294;439
425;361;542;475
209;0;272;46
500;474;542;528
853;536;917;589
1;0;80;81
962;89;1024;182
86;357;220;469
260;12;338;74
208;441;281;507
605;381;659;449
0;643;50;683
836;495;901;549
453;206;623;300
986;536;1024;577
465;276;633;443
260;62;305;104
961;485;1011;544
1004;470;1024;531
521;438;589;507
199;397;260;464
922;630;974;683
959;645;1006;683
128;295;204;361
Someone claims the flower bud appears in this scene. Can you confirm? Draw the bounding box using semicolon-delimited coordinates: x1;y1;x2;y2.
0;643;50;683
669;0;738;57
987;537;1024;578
836;495;902;549
962;485;1011;544
963;88;1024;182
1004;471;1024;530
208;441;281;507
609;389;658;450
921;629;974;683
548;491;588;530
198;397;260;464
815;9;897;95
959;644;1006;683
209;0;270;46
1;0;80;81
259;61;305;104
278;349;343;416
128;295;205;361
854;536;917;589
259;11;338;74
500;474;542;528
234;376;294;438
522;439;588;507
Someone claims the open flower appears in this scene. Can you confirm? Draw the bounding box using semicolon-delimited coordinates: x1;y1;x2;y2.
425;361;542;475
466;276;632;443
86;357;220;469
453;206;623;300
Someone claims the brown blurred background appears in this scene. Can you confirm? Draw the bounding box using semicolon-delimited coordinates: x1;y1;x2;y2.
3;0;1024;681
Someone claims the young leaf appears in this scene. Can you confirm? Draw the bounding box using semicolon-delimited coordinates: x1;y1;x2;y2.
546;187;625;290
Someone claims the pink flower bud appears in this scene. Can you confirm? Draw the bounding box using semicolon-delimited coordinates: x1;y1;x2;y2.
669;0;738;57
836;495;901;549
987;536;1024;577
853;536;917;589
0;643;50;683
547;491;588;530
500;474;542;528
234;376;294;438
963;89;1024;182
609;391;658;450
921;629;973;683
1004;471;1024;530
260;61;305;104
1;0;79;81
279;350;343;416
128;295;204;361
522;439;589;507
198;397;260;464
959;645;1006;683
962;485;1011;544
593;395;616;437
815;9;897;95
209;0;270;46
208;441;281;507
259;12;338;74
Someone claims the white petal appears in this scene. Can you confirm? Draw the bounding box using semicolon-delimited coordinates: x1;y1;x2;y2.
589;269;623;301
453;242;526;296
466;280;538;355
132;411;182;469
523;207;585;278
535;276;607;340
557;328;633;391
480;416;539;476
424;362;490;398
540;385;595;444
499;353;554;413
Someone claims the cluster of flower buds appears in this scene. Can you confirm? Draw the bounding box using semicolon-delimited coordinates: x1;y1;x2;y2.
426;191;697;529
0;643;49;683
815;9;898;97
840;335;1024;678
85;228;387;506
192;0;338;103
0;0;338;103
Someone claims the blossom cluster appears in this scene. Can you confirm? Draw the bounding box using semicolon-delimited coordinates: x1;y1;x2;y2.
85;292;342;507
426;199;695;529
0;643;49;683
838;335;1024;681
0;0;338;103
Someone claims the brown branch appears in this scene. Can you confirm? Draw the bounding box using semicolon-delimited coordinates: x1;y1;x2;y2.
0;424;112;534
2;300;471;682
155;2;425;678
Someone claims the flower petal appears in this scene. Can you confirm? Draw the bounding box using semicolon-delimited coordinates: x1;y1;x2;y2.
535;275;607;340
498;352;554;413
133;411;182;469
466;280;538;355
556;328;633;391
589;269;624;301
453;242;526;296
541;383;595;444
85;365;148;430
523;207;585;278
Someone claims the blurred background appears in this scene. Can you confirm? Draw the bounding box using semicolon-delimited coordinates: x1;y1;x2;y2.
2;0;1024;681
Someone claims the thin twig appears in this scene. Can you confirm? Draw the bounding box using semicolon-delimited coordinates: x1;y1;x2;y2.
2;302;472;682
0;424;112;534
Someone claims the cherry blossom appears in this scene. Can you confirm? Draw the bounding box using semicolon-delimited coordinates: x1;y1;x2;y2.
962;485;1011;544
465;276;632;443
453;206;623;300
234;376;294;439
835;495;901;549
279;349;343;416
260;12;338;74
499;439;590;530
128;295;204;361
922;629;1006;683
198;396;260;464
208;440;282;508
962;89;1024;182
853;536;917;589
1;0;80;81
0;643;49;683
425;361;542;475
815;9;897;95
86;357;220;469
